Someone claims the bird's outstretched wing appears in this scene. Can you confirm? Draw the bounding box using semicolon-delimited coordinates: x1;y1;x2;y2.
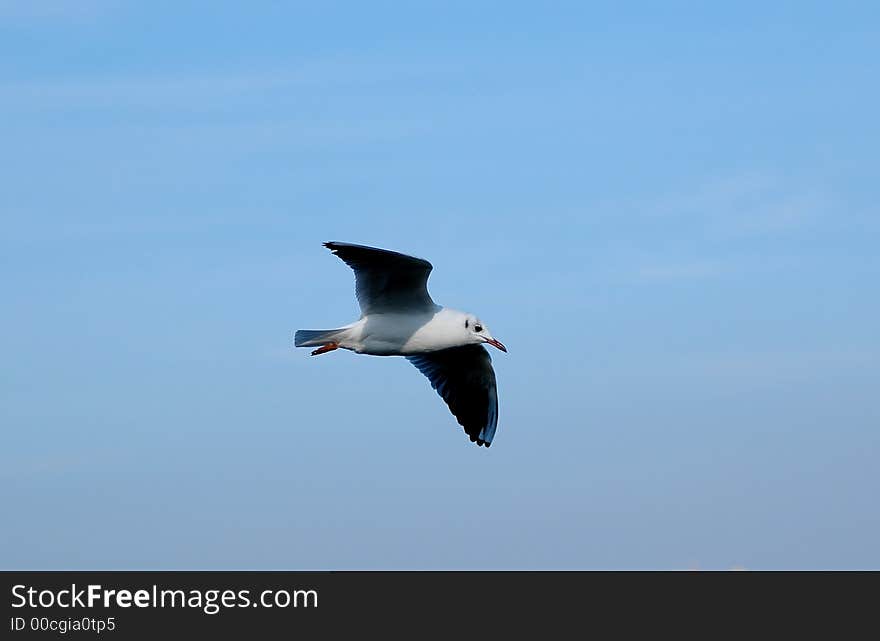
324;241;437;316
407;345;499;447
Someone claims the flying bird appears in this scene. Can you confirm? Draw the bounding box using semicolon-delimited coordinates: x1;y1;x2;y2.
294;242;507;447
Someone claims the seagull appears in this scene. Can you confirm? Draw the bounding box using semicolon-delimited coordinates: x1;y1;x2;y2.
294;241;507;447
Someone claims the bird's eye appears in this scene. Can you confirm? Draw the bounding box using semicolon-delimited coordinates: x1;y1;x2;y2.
464;319;469;329
474;324;483;333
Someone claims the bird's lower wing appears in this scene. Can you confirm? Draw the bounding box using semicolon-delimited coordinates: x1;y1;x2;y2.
407;345;499;447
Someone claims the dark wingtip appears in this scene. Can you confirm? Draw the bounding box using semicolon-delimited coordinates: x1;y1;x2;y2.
323;242;346;258
468;433;491;447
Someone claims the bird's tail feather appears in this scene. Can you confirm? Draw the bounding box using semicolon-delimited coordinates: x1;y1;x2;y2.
294;328;344;347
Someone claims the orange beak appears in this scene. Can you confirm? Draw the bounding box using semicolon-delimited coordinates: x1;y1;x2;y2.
485;338;508;353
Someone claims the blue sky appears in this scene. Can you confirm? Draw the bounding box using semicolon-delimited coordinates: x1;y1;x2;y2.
2;2;878;569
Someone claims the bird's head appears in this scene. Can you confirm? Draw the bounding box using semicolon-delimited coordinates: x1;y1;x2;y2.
458;312;507;352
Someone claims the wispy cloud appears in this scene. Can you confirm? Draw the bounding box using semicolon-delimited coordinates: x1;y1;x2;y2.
634;260;729;282
651;172;829;235
0;57;461;111
593;172;837;283
0;0;121;23
677;347;877;384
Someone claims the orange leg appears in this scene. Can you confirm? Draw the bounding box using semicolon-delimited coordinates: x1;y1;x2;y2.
311;341;339;356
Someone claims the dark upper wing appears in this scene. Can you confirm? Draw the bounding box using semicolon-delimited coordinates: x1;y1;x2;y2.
407;345;499;447
324;241;436;316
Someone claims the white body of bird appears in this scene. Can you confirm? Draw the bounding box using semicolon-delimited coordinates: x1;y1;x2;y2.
297;308;500;356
